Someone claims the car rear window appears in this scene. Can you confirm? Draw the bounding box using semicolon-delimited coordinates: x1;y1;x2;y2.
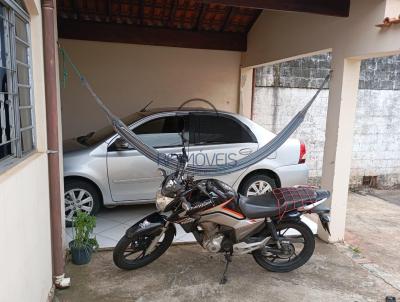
191;114;256;145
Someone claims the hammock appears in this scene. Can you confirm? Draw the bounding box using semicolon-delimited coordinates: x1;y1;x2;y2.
59;45;331;176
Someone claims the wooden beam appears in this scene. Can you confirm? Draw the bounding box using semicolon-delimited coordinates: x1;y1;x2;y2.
221;6;234;32
106;0;112;22
138;0;144;25
167;0;178;27
245;10;262;32
58;19;247;51
72;0;79;20
199;0;351;17
194;3;205;30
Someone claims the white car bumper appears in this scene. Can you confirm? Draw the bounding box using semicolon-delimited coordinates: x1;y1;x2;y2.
275;163;309;187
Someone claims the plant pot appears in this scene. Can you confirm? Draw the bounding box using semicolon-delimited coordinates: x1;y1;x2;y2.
69;241;93;265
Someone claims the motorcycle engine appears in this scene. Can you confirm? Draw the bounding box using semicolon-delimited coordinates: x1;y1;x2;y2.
200;222;225;253
203;234;224;253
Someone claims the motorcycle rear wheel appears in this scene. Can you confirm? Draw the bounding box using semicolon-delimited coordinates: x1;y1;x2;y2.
252;221;315;273
113;225;175;270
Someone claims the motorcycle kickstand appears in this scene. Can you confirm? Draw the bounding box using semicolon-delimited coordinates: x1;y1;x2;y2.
220;252;233;285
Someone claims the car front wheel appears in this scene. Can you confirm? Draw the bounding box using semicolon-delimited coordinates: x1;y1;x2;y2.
64;179;101;227
240;174;277;196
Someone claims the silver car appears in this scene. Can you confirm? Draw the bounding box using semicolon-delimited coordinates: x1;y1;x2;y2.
63;108;308;224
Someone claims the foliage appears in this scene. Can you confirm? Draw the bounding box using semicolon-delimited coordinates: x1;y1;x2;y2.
71;210;99;250
351;246;361;254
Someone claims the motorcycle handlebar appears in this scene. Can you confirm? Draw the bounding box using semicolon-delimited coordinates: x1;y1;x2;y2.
196;184;209;197
207;183;227;200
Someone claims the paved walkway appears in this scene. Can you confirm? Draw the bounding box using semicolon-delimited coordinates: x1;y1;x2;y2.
345;191;400;291
55;240;399;302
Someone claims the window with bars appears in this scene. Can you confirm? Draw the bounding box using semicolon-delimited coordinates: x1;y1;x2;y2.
0;0;34;168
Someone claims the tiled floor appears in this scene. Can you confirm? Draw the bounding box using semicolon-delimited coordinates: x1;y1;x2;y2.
65;204;195;248
65;204;317;248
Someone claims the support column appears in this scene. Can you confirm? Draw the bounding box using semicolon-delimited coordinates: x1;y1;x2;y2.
239;67;254;118
385;0;400;17
318;53;361;242
42;0;70;288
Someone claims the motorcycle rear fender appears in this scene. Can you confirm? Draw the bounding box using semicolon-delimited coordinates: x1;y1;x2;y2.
310;207;331;235
279;210;302;222
125;212;176;239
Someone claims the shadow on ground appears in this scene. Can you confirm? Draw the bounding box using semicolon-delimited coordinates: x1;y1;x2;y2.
55;239;398;302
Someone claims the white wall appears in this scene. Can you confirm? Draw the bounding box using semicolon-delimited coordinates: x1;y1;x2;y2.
0;1;53;301
0;154;52;302
59;39;241;139
253;87;329;183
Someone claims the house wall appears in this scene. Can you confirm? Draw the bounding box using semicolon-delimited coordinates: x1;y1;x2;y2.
242;0;399;68
253;54;400;188
0;1;53;301
0;154;52;302
59;39;241;139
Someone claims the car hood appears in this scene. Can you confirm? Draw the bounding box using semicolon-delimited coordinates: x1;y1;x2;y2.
63;138;88;153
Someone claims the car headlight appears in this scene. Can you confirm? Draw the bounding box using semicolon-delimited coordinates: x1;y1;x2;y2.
156;190;174;212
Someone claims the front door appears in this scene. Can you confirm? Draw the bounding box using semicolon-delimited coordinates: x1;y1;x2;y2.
107;114;187;202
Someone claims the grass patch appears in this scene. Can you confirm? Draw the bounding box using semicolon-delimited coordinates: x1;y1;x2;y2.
351;246;361;254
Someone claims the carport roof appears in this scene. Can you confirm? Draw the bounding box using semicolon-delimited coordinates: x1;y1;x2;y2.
57;0;350;51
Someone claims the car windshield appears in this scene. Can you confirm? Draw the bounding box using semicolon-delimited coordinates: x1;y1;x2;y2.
76;112;146;146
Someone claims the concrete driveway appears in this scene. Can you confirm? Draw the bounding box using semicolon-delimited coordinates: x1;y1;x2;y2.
56;191;400;302
55;241;398;302
345;191;400;289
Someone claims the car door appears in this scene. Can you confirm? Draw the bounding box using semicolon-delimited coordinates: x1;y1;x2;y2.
186;112;259;185
107;114;188;202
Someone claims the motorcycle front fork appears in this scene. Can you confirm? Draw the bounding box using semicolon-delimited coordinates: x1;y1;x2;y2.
145;222;169;255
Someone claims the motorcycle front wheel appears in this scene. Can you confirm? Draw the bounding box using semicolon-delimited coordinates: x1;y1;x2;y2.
113;225;175;270
252;221;315;273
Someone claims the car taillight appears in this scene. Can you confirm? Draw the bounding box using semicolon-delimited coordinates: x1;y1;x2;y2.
299;141;306;164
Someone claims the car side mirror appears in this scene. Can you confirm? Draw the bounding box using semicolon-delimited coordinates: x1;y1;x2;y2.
114;137;130;150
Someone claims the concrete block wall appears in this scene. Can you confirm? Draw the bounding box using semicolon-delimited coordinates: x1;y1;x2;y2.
255;53;332;89
254;54;400;188
351;89;400;187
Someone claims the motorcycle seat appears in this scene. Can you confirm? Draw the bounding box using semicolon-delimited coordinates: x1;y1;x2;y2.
315;189;330;201
238;188;330;219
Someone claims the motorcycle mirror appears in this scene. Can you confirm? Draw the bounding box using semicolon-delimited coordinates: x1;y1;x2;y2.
158;168;167;177
179;129;189;162
181;146;188;159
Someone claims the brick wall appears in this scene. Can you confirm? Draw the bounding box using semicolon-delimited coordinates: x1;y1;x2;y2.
254;54;400;188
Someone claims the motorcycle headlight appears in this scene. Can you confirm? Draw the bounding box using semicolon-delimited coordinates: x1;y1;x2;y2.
156;190;174;212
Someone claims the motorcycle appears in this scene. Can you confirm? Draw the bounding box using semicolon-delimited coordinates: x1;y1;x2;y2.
113;144;331;283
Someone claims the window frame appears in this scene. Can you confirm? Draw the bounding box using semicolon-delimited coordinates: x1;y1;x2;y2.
107;113;190;152
0;0;35;172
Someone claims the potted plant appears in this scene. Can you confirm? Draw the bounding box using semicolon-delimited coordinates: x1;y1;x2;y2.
69;210;99;265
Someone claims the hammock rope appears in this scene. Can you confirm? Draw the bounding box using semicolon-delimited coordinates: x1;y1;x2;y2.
59;44;331;176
